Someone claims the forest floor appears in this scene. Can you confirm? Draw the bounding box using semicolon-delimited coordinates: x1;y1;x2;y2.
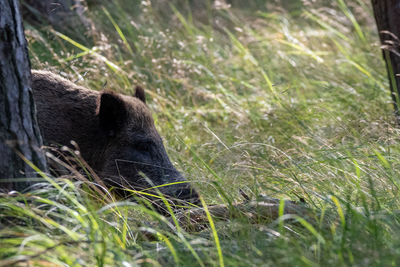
2;0;400;266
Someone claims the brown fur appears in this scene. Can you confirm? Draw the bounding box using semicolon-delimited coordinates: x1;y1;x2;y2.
31;71;155;168
31;70;198;204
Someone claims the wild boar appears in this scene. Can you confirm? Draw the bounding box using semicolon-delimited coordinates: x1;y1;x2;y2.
31;70;199;207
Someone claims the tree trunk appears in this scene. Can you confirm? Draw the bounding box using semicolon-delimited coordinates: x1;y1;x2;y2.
371;0;400;120
0;0;47;191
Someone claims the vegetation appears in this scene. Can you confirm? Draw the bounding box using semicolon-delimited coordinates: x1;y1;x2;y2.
1;0;399;265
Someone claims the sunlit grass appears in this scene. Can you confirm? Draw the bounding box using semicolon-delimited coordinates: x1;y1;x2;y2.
3;0;400;265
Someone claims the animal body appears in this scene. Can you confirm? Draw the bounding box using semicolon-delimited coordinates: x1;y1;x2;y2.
31;70;198;205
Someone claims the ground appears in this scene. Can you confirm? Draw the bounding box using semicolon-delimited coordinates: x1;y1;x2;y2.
1;0;400;266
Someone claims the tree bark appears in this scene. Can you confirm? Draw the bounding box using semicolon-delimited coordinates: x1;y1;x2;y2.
371;0;400;120
0;0;47;191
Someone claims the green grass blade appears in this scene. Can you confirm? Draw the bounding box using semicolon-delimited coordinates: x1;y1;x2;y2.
200;196;224;267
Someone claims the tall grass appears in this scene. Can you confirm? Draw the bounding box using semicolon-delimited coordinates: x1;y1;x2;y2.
2;0;400;265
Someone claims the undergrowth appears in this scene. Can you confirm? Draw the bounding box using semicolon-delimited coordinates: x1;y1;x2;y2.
1;0;400;266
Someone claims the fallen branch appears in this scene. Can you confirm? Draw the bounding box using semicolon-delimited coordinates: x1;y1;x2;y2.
175;196;311;232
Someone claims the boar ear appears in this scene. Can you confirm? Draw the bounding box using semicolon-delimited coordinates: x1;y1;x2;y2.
134;86;146;103
97;91;127;137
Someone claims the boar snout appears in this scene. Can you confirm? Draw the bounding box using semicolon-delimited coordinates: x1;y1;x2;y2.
159;182;200;206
